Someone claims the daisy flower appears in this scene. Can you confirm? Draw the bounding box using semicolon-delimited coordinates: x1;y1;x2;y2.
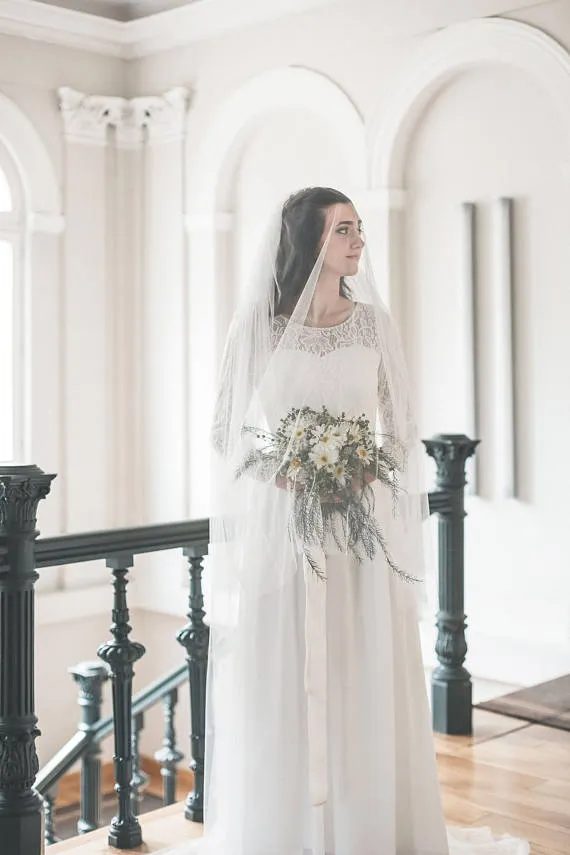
290;424;307;442
332;462;347;486
311;429;342;450
287;458;304;477
310;444;339;469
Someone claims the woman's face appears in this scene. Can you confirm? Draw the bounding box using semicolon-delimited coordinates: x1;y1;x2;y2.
319;203;364;278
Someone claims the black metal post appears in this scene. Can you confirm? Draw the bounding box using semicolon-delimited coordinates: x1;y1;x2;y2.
130;711;148;816
43;789;59;846
97;554;145;848
423;434;479;735
177;544;209;822
69;661;109;834
154;688;183;806
0;465;55;855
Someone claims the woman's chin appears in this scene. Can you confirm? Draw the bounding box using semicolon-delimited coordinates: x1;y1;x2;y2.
344;260;360;276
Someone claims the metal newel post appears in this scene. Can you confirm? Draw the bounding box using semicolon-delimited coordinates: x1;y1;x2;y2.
177;543;209;822
0;465;55;855
69;661;110;834
423;434;479;735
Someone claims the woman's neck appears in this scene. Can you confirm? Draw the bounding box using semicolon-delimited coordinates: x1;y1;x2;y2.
307;273;347;325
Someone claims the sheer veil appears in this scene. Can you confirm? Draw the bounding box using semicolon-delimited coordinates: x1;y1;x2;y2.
161;188;436;855
207;192;432;620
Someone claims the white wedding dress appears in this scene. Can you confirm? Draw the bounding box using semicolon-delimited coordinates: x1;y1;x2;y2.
164;303;529;855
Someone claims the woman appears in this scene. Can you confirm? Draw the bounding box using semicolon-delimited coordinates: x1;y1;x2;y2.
166;188;528;854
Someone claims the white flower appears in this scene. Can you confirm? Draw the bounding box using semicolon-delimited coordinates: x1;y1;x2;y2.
310;444;339;469
290;424;307;442
288;415;309;440
356;446;372;465
332;462;347;486
287;459;306;483
311;428;343;450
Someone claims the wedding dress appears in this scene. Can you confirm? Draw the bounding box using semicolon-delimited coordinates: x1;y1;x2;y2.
161;302;529;855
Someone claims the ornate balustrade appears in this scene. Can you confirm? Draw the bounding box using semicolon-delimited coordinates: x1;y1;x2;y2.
0;433;477;853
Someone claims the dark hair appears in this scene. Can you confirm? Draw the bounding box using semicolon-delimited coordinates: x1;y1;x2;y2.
274;186;353;316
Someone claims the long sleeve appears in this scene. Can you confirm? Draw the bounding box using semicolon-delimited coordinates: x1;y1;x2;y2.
377;357;409;473
210;315;245;459
210;310;272;461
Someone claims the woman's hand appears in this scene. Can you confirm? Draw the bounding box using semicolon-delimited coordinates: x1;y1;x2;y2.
275;470;376;502
350;470;376;493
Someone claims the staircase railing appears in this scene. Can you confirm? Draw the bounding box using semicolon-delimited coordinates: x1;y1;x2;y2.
0;433;477;854
36;661;189;843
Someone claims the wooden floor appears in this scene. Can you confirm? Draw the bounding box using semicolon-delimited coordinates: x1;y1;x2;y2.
51;709;570;854
436;709;570;855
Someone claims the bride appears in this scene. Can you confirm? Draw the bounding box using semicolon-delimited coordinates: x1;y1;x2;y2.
164;188;529;854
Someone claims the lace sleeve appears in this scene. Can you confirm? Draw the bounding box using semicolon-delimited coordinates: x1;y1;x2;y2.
211;361;232;458
211;316;243;458
211;313;277;459
377;355;409;473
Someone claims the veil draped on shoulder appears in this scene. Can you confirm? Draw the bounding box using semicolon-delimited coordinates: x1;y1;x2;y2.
207;193;431;624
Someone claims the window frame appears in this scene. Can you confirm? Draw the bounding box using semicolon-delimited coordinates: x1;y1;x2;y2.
0;143;26;463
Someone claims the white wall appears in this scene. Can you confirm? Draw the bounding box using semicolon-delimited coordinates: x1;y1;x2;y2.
404;62;570;682
4;0;570;770
130;0;570;692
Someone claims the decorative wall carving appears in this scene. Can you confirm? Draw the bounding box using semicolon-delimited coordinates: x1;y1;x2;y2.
58;86;191;146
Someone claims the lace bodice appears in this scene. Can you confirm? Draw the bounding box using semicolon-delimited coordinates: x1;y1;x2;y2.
270;302;379;356
262;302;399;449
212;301;402;466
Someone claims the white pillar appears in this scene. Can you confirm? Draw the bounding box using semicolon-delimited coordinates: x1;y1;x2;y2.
58;88;124;541
28;213;65;592
135;89;191;527
57;86;191;543
112;124;145;527
185;212;234;519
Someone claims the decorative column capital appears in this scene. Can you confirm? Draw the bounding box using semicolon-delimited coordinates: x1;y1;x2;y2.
423;434;479;491
58;87;125;146
0;465;56;536
128;86;191;145
58;86;192;147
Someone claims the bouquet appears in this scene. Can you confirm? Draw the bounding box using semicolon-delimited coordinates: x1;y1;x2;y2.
236;406;416;582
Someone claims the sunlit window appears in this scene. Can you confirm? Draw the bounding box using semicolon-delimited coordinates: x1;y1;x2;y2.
0;238;14;461
0;157;22;463
0;166;11;212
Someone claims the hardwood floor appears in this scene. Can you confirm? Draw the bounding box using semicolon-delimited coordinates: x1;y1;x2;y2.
436;709;570;854
51;709;570;853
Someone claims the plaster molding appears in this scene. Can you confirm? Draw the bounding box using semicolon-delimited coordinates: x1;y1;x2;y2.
0;0;337;58
58;86;192;146
370;18;570;188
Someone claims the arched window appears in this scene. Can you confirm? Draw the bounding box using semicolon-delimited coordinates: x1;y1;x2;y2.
0;145;24;462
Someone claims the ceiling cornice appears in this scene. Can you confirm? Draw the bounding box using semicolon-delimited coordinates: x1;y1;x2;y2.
0;0;125;55
0;0;339;59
